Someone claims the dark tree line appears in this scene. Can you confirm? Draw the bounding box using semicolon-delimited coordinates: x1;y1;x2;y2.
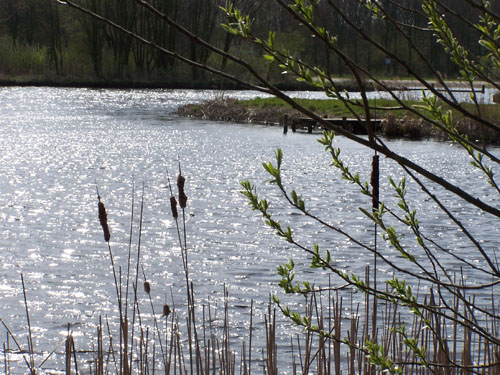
0;0;497;83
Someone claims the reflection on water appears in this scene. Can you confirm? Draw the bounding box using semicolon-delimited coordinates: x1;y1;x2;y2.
0;87;498;373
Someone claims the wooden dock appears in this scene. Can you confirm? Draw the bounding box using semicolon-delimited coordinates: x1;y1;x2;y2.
283;116;382;135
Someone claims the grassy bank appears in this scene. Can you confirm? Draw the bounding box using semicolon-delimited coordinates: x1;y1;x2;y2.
178;96;500;142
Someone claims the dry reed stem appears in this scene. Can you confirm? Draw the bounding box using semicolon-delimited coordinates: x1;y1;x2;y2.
21;274;35;375
0;317;31;371
3;342;9;375
10;271;499;374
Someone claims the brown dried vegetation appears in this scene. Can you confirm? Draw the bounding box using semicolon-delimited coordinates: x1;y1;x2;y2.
177;98;302;125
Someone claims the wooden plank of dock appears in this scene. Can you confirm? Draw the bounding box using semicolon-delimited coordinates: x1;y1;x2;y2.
289;117;382;135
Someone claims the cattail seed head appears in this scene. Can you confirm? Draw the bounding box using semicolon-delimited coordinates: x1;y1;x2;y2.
177;174;185;191
170;196;178;219
179;191;188;209
98;200;111;242
177;174;188;209
144;281;151;294
162;304;171;317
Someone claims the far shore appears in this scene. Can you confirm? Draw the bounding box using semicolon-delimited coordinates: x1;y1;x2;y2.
0;74;492;92
4;76;497;142
177;96;500;143
0;76;321;91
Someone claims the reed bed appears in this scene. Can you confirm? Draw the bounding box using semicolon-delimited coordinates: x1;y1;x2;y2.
1;167;499;375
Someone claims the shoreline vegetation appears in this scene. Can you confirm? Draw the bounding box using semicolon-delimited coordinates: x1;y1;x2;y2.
178;94;500;143
0;76;313;90
0;73;351;90
0;74;490;91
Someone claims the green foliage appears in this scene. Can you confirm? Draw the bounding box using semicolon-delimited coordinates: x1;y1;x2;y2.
221;5;254;38
319;131;371;194
0;36;49;75
364;340;403;375
276;259;317;294
416;92;500;192
240;177;293;244
477;4;500;72
392;325;429;366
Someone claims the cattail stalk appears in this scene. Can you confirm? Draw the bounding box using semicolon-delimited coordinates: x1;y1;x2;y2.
166;166;187;275
177;163;188;253
95;184;128;374
21;274;35;375
130;183;145;372
370;154;379;346
3;342;9;375
65;324;72;375
141;265;168;369
370;154;380;212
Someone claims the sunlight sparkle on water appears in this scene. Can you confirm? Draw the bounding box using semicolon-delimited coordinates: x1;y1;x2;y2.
0;87;498;374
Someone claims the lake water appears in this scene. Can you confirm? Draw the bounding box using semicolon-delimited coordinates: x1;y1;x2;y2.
0;87;499;374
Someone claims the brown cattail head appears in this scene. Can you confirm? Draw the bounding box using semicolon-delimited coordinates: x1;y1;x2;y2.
177;174;185;191
98;200;111;242
371;154;380;211
162;304;171;317
179;191;187;209
144;281;151;294
170;196;178;219
177;174;188;209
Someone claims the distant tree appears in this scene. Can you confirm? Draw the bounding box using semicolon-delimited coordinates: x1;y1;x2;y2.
148;0;181;73
219;0;265;74
1;0;24;46
103;0;137;77
0;0;41;46
76;0;106;77
41;0;64;75
185;0;218;81
22;0;40;46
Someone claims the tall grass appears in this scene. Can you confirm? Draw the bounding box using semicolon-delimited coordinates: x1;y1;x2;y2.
0;36;49;77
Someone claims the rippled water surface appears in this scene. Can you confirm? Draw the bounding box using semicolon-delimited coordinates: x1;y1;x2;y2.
0;87;499;373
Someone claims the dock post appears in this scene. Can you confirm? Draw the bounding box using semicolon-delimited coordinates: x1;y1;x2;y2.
283;115;288;134
308;122;313;133
292;120;296;133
